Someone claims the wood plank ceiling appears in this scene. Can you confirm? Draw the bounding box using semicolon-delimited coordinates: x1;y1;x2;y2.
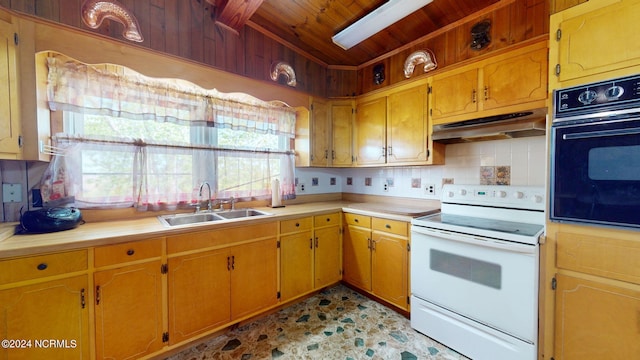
212;0;501;67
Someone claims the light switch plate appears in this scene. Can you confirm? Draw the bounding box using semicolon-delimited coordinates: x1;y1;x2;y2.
3;183;22;203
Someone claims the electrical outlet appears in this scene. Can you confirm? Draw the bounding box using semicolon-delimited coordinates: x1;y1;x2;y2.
299;183;305;192
383;183;389;192
425;184;436;195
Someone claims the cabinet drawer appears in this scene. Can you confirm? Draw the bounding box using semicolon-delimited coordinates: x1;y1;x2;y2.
372;217;408;237
314;213;341;227
281;217;313;233
0;250;88;285
344;213;371;227
94;238;163;268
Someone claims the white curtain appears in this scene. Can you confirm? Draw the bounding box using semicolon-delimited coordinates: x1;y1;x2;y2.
43;55;296;211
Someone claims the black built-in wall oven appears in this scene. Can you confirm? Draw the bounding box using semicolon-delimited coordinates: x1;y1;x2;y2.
551;74;640;229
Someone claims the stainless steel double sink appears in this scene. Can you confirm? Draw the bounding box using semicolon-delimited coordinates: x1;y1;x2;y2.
158;209;271;227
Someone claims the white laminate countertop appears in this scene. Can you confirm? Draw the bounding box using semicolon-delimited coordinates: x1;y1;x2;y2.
0;200;441;259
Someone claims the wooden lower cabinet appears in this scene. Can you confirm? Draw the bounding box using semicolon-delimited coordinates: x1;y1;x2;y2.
168;237;278;345
554;274;640;360
343;214;410;310
280;220;314;301
371;230;408;308
0;275;90;359
280;214;342;301
343;219;372;289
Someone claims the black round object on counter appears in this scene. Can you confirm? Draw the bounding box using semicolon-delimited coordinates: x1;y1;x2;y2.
19;207;83;234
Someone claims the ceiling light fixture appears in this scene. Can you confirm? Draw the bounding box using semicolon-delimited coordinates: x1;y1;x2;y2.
331;0;434;50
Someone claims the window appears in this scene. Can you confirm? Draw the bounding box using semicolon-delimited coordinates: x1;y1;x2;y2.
43;54;296;210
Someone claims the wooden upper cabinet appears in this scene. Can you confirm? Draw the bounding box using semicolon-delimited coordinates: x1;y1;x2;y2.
331;100;354;167
0;15;21;159
430;40;548;125
310;98;330;167
387;84;428;164
481;44;548;111
355;96;387;166
355;80;439;166
430;68;479;122
551;0;640;83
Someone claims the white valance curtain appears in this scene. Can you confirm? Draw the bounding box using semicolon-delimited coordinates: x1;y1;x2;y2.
44;55;297;210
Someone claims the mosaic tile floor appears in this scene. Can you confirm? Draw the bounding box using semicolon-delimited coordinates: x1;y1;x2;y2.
165;284;470;360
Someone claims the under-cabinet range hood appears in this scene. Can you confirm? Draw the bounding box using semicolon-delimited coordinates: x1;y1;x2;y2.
432;108;547;144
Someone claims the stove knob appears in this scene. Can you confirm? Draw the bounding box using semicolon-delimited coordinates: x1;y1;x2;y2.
578;90;597;105
513;191;524;199
459;189;467;196
497;190;507;198
447;191;455;198
605;85;624;100
532;195;543;203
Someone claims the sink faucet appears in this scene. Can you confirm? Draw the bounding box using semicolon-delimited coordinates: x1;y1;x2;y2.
198;181;213;212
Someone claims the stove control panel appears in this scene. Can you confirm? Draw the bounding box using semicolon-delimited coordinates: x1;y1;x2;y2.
442;185;546;211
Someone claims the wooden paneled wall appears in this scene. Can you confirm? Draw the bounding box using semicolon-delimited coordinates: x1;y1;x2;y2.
356;0;551;95
0;0;329;97
0;0;552;99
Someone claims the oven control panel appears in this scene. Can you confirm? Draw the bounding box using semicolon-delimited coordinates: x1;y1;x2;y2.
553;73;640;121
442;185;545;211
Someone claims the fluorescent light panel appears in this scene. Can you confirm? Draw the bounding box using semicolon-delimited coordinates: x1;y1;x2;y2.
332;0;434;50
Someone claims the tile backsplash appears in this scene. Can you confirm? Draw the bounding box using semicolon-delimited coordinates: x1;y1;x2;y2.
0;136;547;221
295;136;547;199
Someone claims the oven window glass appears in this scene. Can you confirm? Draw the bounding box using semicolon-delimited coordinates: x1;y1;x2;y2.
430;249;501;289
589;145;640;180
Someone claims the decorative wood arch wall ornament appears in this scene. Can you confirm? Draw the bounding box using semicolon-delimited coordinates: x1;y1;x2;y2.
270;61;297;87
81;0;144;42
403;50;437;79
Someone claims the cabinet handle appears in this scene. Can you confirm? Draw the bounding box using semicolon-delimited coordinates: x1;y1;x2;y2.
81;288;86;309
126;249;135;256
354;218;359;223
326;217;331;222
324;149;328;159
387;146;393;156
96;286;101;305
231;255;235;270
332;150;336;160
367;238;371;249
315;237;319;248
227;256;231;271
372;240;376;251
295;222;300;227
484;86;489;100
472;89;477;103
385;224;391;229
36;263;48;271
310;238;313;249
381;147;386;157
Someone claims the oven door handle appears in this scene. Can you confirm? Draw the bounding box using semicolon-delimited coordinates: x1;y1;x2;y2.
563;126;640;140
411;226;537;254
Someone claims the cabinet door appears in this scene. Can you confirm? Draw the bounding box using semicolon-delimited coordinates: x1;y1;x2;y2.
280;230;314;301
331;101;353;166
387;85;428;164
168;248;231;344
430;68;478;123
343;225;372;290
310;98;330;166
355;97;386;165
314;225;342;288
0;18;21;158
0;276;89;360
553;0;640;82
230;238;278;319
371;232;408;310
482;45;547;111
554;274;640;360
94;262;164;359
